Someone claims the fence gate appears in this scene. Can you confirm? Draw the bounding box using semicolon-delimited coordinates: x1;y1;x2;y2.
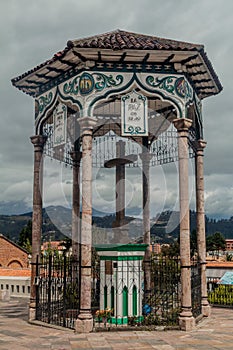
146;255;181;326
35;253;80;329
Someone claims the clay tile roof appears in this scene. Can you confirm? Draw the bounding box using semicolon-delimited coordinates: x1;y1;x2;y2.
11;29;222;99
67;29;203;51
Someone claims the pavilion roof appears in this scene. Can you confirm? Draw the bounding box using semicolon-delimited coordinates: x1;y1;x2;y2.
11;29;222;99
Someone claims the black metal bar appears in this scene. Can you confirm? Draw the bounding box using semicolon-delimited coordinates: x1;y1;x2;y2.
63;254;67;327
35;255;39;320
47;254;52;324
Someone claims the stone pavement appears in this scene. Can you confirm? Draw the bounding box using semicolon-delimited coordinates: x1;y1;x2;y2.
0;298;233;350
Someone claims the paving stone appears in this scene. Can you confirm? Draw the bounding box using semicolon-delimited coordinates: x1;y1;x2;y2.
1;299;233;350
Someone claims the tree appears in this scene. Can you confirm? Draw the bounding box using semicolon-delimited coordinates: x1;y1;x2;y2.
206;231;226;258
161;240;180;257
18;220;32;253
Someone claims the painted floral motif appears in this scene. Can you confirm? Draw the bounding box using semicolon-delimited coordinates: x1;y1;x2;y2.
146;75;176;95
63;72;123;96
38;92;53;113
175;77;192;98
93;73;123;91
146;75;192;99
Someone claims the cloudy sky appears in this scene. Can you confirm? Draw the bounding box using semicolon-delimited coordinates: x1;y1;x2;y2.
1;0;233;220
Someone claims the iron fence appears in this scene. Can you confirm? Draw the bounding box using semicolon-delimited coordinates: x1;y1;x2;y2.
207;278;233;307
35;253;80;329
144;255;181;326
35;252;202;330
191;259;202;318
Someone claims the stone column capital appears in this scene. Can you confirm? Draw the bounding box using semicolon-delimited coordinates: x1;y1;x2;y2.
195;139;207;153
30;135;47;150
173;118;192;132
78;117;97;136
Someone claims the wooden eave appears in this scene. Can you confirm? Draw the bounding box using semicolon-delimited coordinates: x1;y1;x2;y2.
11;37;222;100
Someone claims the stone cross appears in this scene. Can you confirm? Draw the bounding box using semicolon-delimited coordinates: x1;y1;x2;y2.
104;140;137;243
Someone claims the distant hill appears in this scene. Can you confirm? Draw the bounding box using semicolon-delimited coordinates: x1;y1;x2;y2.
0;206;233;244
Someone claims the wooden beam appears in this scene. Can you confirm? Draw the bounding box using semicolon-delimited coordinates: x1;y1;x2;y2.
163;54;175;64
180;54;198;65
72;50;87;62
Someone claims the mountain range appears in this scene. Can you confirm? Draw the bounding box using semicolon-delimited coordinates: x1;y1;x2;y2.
0;203;233;244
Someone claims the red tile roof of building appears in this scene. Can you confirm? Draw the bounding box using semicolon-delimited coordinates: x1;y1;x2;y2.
207;261;233;268
0;268;31;277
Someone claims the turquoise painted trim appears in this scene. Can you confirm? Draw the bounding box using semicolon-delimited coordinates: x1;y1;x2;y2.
99;256;144;261
35;88;82;134
88;75;135;116
95;243;148;252
123;286;128;317
108;316;128;325
37;63;177;97
133;73;183;118
109;315;144;324
89;72;184;118
133;285;137;316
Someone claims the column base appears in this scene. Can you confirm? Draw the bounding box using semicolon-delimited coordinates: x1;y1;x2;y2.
179;315;195;331
179;309;195;331
75;316;93;333
202;303;211;317
28;302;36;322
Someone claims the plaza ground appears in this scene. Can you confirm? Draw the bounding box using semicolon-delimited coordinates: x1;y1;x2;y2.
0;298;233;349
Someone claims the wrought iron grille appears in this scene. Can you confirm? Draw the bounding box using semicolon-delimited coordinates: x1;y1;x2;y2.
43;122;196;168
35;253;80;329
35;252;202;330
191;259;202;318
145;255;181;326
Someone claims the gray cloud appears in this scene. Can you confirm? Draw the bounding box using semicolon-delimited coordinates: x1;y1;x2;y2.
0;0;232;218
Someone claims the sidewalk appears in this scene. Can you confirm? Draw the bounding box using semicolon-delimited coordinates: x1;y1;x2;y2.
0;298;233;349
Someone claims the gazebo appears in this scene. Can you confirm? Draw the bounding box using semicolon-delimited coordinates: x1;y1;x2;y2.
12;29;222;332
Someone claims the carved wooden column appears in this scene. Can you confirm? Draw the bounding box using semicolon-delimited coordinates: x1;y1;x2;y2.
75;117;96;333
29;135;46;321
195;139;211;317
173;118;195;331
140;138;153;300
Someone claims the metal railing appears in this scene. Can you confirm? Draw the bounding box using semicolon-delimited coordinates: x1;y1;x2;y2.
35;252;202;330
207;278;233;307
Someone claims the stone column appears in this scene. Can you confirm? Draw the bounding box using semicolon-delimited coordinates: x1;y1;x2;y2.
70;150;82;278
139;139;153;300
195;140;211;317
173;118;195;331
76;117;96;333
29;135;46;321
